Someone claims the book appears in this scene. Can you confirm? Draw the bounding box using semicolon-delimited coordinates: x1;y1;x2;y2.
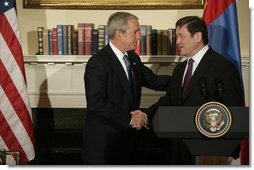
84;23;94;55
48;29;53;55
161;29;169;55
146;25;152;55
67;25;74;55
157;29;162;55
104;25;109;46
72;29;78;55
62;25;68;55
167;28;174;55
140;25;147;55
57;25;63;55
42;29;49;55
37;27;44;55
78;23;85;55
52;27;58;55
172;28;177;55
151;29;157;55
98;25;105;50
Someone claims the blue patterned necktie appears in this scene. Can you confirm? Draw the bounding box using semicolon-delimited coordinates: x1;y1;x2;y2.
123;55;136;104
183;58;194;94
123;55;133;85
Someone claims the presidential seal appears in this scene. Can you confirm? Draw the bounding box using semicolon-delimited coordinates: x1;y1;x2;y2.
195;101;232;138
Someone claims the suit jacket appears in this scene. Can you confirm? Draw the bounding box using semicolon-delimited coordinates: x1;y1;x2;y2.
146;47;244;164
83;44;170;164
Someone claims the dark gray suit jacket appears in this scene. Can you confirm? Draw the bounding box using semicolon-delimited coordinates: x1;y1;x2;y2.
83;44;170;164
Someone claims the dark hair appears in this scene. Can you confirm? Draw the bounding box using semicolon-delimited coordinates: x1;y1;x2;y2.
176;16;208;45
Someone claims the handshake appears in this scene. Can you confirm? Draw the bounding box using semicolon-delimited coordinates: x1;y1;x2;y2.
130;110;149;130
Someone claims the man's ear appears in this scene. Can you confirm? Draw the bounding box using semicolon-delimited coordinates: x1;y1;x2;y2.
195;32;202;43
116;30;122;39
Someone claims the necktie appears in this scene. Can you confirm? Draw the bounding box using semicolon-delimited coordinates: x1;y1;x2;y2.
123;55;135;103
123;55;133;85
183;58;194;94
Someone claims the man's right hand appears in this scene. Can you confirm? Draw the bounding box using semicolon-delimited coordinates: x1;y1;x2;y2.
130;110;148;130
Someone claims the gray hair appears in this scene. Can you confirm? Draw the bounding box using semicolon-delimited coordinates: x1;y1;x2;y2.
107;12;138;39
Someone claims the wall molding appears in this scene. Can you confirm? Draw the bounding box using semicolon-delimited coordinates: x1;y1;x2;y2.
24;55;249;108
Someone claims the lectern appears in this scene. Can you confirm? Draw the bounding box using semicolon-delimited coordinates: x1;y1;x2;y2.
153;106;249;156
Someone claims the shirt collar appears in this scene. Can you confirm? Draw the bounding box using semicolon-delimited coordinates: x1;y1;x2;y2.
109;41;127;60
190;45;209;64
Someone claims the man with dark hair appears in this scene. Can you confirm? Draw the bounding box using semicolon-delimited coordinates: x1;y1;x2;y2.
83;12;170;165
145;16;243;165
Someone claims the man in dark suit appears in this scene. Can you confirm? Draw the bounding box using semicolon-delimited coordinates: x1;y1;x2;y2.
145;16;243;165
83;12;170;165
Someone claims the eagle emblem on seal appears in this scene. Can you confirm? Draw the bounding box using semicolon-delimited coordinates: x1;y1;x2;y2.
205;109;224;132
195;101;232;138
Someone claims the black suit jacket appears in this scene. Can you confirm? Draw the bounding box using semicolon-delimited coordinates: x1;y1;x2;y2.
146;47;244;164
83;44;170;164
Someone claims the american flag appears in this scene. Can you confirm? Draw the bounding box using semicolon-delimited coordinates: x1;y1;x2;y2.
0;0;35;165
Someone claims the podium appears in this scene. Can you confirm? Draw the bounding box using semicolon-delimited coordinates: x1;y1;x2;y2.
153;106;249;156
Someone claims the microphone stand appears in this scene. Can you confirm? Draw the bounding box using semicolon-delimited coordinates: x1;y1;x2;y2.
214;77;225;102
198;78;212;102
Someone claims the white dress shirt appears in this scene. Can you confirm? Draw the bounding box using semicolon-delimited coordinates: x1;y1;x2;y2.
182;45;209;85
109;42;129;79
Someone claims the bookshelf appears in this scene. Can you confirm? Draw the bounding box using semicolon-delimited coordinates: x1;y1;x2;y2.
24;55;250;108
36;24;181;57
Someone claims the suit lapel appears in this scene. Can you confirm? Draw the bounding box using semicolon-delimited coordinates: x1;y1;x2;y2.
176;61;186;103
105;46;134;104
182;49;213;100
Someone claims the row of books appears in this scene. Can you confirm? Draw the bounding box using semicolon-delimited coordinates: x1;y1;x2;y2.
37;24;179;56
135;25;179;55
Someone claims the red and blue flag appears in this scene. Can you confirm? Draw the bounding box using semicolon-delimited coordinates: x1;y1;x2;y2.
203;0;248;165
203;0;242;74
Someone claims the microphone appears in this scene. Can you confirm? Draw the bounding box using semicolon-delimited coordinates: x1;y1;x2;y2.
214;76;224;102
198;77;211;101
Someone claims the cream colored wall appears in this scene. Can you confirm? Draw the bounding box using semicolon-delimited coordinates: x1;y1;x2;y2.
16;1;249;106
16;0;249;56
237;0;249;56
